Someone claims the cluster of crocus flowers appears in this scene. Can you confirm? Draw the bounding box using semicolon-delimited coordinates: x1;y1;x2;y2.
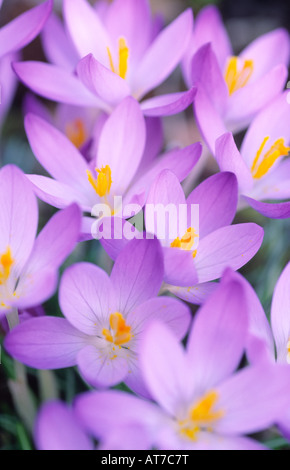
1;0;290;453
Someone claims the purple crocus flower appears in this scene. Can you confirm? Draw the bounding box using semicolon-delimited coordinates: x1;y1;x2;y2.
13;0;196;117
184;5;289;134
5;238;191;394
0;164;81;321
74;270;290;450
215;91;290;219
23;97;202;228
0;0;52;126
101;169;263;303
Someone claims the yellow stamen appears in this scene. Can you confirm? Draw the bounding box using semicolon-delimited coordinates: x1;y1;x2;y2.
102;312;132;346
107;46;116;74
190;391;224;425
287;339;290;364
0;247;14;286
251;137;290;179
107;37;129;80
224;56;254;95
170;227;199;251
87;165;112;197
65;119;87;149
179;390;224;442
118;38;129;79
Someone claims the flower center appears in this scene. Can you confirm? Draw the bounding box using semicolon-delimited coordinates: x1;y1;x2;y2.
251;136;290;179
107;37;129;80
102;312;132;346
170;227;198;258
87;164;112;198
179;391;224;442
0;247;14;286
224;56;254;95
65;119;87;149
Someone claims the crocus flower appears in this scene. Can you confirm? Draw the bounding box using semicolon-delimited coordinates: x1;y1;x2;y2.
0;164;81;320
13;0;196;117
215;91;290;219
24;97;202;231
0;0;52;127
101;169;263;303
35;401;94;451
74;270;290;450
184;5;289;134
5;238;191;394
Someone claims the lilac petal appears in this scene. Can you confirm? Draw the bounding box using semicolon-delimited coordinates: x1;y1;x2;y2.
77;54;131;106
193;6;232;70
0;0;52;58
167;281;218;305
100;424;151;451
23;94;53;123
42;13;79;70
271;262;290;363
186;269;248;391
127;143;202;208
136;117;164;175
13;61;104;108
11;270;58;311
133;9;193;99
156;428;266;451
97;97;146;192
105;0;151;63
215;133;253;193
25;114;90;194
0;51;19;126
124;360;152;399
110;238;164;315
63;0;111;63
216;364;290;435
4;317;88;369
190;43;228;115
145;170;186;241
140;321;191;416
140;88;196;117
59;262;113;335
77;345;129;387
97;217;132;261
198;436;266;451
27;174;92;211
240;28;290;81
242;196;290;219
128;296;191;342
19;204;81;285
187;172;238;238
74;390;161;440
35;401;93;450
194;83;227;155
194;223;264;284
0;165;38;273
162;247;198;287
233;272;275;364
226;64;288;132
